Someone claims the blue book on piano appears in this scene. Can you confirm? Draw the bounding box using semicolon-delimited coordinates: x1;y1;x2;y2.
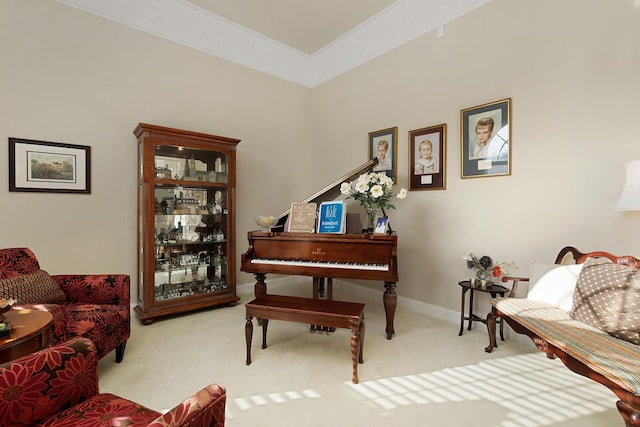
318;201;346;234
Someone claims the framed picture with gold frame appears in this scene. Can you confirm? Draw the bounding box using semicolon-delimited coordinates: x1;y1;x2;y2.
461;98;511;178
409;123;446;191
369;127;397;183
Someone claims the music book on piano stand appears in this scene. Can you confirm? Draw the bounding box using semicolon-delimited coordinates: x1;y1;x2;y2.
318;201;346;234
286;202;317;233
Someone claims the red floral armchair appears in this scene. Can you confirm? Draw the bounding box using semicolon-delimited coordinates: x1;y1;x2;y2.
0;247;130;362
0;338;226;426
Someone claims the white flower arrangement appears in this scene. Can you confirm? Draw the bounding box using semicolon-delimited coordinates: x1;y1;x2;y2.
340;172;407;216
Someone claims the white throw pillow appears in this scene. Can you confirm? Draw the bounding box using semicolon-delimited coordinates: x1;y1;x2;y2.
526;262;583;312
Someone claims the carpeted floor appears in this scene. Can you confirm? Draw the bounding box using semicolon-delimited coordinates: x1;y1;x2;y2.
98;280;620;426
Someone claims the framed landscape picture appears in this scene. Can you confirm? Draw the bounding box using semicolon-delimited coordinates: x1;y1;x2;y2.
9;138;91;193
369;126;398;183
461;98;511;178
409;123;446;191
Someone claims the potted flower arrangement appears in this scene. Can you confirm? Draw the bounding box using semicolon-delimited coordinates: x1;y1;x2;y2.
463;252;515;288
340;172;407;232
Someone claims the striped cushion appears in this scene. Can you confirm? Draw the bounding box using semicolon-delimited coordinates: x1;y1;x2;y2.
494;298;640;396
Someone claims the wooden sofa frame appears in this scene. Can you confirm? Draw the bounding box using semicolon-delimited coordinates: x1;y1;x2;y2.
486;246;640;427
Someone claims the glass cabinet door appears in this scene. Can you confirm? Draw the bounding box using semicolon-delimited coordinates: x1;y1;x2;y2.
152;147;229;302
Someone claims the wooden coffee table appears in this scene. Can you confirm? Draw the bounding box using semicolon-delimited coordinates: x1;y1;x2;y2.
0;309;53;364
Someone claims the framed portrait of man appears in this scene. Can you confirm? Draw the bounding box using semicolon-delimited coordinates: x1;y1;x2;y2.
460;98;511;178
369;127;398;183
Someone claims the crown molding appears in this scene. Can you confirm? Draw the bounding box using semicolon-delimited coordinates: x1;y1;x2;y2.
310;0;491;85
55;0;491;88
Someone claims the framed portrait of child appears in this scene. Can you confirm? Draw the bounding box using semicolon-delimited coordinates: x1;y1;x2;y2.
369;127;398;183
461;98;511;178
408;123;446;191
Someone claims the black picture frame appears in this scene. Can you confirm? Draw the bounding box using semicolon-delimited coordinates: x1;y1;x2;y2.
9;138;91;193
460;98;511;178
369;127;398;183
409;123;446;191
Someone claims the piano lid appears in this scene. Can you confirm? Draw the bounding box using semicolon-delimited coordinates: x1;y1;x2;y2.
274;158;378;230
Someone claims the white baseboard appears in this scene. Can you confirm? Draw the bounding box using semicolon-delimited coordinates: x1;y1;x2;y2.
237;276;532;347
238;276;459;322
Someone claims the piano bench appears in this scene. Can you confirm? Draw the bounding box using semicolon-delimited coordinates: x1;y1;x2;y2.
245;294;365;384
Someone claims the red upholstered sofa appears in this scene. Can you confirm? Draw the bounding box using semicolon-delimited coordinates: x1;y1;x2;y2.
0;247;129;362
0;338;226;426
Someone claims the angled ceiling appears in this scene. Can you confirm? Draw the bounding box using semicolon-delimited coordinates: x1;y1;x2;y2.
187;0;399;55
55;0;491;87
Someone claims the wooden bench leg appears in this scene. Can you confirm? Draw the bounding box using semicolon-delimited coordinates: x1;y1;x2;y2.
245;315;253;365
359;318;365;364
261;319;269;349
351;317;365;384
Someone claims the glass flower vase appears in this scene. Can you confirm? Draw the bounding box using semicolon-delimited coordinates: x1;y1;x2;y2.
472;271;491;288
365;207;378;234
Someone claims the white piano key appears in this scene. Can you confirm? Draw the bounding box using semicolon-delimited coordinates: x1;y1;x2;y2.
250;258;389;271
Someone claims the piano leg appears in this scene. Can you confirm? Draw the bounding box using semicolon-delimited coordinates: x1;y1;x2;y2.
319;277;325;297
312;277;322;299
254;273;267;298
311;278;320;332
254;273;267;327
324;279;335;332
312;277;334;300
311;277;335;333
383;282;397;340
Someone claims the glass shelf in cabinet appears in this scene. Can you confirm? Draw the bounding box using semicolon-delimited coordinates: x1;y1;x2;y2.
155;241;223;246
154;180;228;188
154;263;210;274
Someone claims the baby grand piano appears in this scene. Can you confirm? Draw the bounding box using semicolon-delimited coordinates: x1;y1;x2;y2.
240;159;400;339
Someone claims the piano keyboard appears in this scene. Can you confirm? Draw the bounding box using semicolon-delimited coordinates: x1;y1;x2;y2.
250;258;390;271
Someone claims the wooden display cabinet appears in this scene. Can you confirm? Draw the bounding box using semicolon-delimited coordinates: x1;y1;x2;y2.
134;123;240;324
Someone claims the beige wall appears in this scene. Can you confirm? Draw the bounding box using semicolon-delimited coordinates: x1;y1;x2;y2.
1;0;639;319
311;0;640;313
0;1;312;283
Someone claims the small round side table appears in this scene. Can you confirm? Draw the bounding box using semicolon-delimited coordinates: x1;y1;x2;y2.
0;308;53;364
458;280;509;344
